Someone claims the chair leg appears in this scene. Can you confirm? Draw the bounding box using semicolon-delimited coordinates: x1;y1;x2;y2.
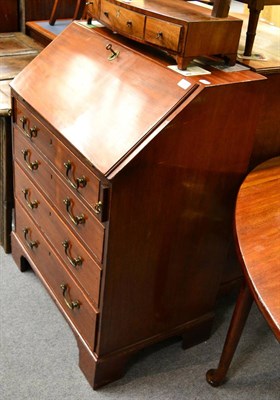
49;0;59;26
49;0;86;26
244;7;263;56
73;0;86;20
206;282;253;386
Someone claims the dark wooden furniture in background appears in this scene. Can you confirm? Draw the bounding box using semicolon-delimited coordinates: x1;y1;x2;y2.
196;0;280;57
0;0;19;32
84;0;242;69
10;22;265;388
0;32;43;253
49;0;86;25
207;157;280;386
19;0;80;43
0;81;12;253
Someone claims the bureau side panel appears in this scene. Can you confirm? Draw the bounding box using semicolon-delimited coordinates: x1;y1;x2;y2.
95;78;264;355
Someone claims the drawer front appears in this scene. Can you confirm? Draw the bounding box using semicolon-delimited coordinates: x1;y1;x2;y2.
145;17;182;52
14;163;102;306
100;0;145;39
13;126;105;262
14;200;98;350
86;0;99;17
14;100;103;218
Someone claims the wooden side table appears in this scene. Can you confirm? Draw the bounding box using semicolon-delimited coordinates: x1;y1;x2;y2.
0;32;43;253
206;157;280;386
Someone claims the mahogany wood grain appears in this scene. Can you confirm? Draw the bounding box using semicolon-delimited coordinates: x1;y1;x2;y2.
236;157;280;338
249;73;280;169
207;157;280;386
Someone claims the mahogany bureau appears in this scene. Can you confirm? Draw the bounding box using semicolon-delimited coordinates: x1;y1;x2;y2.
10;22;265;388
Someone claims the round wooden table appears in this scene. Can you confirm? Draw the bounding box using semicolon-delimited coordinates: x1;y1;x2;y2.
206;156;280;386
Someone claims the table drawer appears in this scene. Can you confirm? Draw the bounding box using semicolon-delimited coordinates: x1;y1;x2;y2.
100;0;145;39
145;17;182;52
14;100;103;218
14;200;98;351
13;126;105;262
14;163;102;306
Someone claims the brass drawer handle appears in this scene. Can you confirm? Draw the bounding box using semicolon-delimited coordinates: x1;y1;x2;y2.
62;240;83;267
60;283;80;310
156;32;163;40
19;116;38;139
21;149;39;171
126;20;132;27
104;11;109;18
63;197;85;225
23;227;38;249
93;201;102;215
63;161;87;190
22;188;39;209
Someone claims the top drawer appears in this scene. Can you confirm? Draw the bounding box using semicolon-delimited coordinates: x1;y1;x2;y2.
145;17;182;52
14;99;107;220
100;0;145;39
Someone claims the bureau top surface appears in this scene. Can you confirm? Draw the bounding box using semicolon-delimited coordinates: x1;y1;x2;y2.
11;23;195;176
105;0;240;22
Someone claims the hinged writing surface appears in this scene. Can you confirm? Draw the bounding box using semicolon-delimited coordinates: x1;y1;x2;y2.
11;23;197;175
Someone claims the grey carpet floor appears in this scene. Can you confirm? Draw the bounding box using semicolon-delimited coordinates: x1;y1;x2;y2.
1;247;279;399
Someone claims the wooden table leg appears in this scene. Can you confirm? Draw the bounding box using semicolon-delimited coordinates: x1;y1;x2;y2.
244;8;263;56
206;282;253;386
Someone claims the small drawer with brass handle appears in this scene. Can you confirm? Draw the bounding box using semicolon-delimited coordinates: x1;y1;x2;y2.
145;17;182;52
100;0;145;39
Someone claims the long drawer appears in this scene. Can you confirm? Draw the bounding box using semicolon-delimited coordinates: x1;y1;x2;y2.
14;162;102;306
13;125;105;262
14;99;104;218
14;199;98;351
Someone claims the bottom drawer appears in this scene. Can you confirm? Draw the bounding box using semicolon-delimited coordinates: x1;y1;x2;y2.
14;199;98;350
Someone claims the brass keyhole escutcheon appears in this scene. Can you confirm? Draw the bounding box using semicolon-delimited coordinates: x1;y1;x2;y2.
106;43;120;61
